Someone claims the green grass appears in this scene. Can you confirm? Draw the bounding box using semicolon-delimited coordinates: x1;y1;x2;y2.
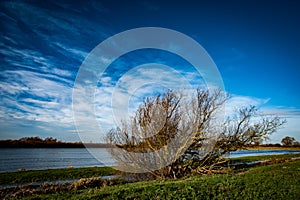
20;160;300;200
1;153;299;185
0;166;116;185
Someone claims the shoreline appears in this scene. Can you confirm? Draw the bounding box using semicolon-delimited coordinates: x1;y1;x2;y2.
1;153;300;184
1;153;300;199
246;146;300;150
1;148;300;173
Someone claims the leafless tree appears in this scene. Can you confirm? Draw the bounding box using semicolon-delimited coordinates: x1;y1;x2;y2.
106;88;286;179
197;106;286;174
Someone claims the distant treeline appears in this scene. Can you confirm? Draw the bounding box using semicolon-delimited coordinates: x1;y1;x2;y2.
1;136;299;148
0;137;113;148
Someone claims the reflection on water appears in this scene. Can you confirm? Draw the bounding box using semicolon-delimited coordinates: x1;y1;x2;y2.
0;148;299;172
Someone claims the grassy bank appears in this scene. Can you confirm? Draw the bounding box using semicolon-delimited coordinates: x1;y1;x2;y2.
246;146;300;150
1;153;299;185
0;153;299;199
0;167;115;185
19;160;300;200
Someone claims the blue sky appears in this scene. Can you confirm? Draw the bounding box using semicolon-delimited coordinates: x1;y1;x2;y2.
0;0;299;143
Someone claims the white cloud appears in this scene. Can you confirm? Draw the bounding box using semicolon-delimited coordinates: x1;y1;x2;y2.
224;95;270;116
53;42;88;60
0;68;74;127
0;1;114;141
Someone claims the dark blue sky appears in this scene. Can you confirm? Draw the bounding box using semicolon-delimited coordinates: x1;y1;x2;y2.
0;0;299;143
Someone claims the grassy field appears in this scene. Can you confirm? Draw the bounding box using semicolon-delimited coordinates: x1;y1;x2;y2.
19;160;300;200
1;153;300;199
0;166;115;185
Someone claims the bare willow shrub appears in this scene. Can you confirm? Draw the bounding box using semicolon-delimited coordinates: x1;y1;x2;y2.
106;88;285;179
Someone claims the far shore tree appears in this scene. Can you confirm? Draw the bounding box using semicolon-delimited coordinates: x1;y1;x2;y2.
281;136;297;146
107;88;286;179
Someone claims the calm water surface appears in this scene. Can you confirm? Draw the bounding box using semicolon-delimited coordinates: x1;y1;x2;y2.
0;148;116;172
0;148;299;172
227;149;300;158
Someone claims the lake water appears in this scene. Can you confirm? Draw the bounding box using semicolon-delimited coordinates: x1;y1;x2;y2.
0;148;299;172
0;148;116;172
227;149;300;158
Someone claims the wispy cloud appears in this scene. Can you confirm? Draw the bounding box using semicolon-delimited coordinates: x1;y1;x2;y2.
1;1;299;144
225;95;270;115
0;0;114;141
